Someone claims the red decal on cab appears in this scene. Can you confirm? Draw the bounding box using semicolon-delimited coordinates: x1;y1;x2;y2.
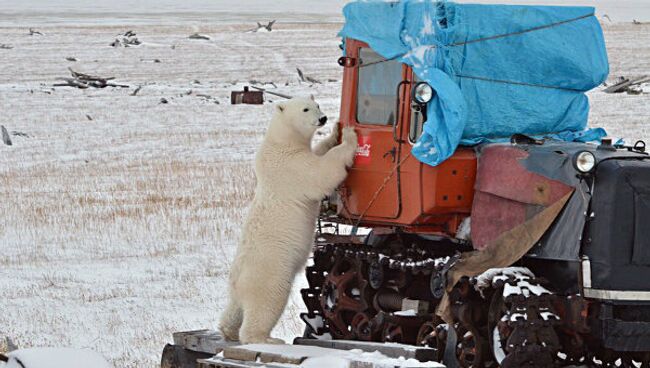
355;135;371;165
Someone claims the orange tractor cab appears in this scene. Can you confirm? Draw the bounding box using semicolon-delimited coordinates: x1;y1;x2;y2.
297;3;650;367
337;40;476;236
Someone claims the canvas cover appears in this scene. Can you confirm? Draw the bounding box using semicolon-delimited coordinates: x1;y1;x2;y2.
585;159;650;292
339;1;609;166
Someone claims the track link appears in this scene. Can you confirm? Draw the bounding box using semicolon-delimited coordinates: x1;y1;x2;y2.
481;268;561;367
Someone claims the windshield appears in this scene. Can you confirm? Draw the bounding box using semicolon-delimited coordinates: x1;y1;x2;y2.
356;48;403;125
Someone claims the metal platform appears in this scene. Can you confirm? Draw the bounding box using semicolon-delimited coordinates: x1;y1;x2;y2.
163;329;440;368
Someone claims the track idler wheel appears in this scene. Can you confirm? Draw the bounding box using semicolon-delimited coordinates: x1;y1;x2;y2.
320;257;373;339
416;321;447;362
378;314;424;345
453;323;487;368
351;312;377;341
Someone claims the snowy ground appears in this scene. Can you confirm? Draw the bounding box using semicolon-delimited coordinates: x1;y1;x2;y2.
0;11;649;368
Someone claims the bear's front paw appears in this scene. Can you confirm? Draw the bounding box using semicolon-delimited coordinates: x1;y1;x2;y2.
342;127;358;146
329;121;340;142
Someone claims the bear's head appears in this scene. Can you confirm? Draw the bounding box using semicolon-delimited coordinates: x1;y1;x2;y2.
271;96;328;143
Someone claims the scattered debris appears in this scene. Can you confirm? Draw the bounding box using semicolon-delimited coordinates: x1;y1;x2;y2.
601;14;612;23
86;114;93;121
11;131;29;138
604;75;650;94
231;86;264;105
1;125;12;146
627;83;650;95
195;93;221;104
0;44;12;49
327;79;338;83
54;68;129;89
140;58;161;63
248;20;276;33
249;80;277;88
296;67;322;84
189;33;211;40
110;30;141;47
65;56;78;62
633;19;643;25
29;28;44;36
130;85;142;96
249;85;292;100
160;98;169;104
193;79;201;84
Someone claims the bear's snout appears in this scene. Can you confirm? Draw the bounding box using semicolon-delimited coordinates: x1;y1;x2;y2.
318;116;328;126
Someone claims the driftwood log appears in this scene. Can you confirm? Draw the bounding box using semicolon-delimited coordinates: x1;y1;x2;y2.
249;85;292;99
604;75;650;94
258;20;276;32
130;85;142;96
1;126;12;146
29;28;44;36
110;30;141;47
296;67;322;84
189;33;211;40
11;131;29;138
54;68;129;89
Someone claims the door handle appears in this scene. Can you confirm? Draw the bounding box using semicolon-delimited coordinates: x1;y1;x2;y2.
383;147;397;162
393;80;411;143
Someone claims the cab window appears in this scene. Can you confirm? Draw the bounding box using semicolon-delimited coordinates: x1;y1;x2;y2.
356;48;403;125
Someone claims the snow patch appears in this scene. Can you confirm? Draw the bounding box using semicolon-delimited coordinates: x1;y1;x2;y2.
4;348;111;368
224;344;446;367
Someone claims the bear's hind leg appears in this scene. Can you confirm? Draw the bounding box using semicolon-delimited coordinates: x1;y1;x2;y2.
239;282;290;345
219;299;243;341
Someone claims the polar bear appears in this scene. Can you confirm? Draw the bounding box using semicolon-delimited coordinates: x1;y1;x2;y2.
219;96;358;344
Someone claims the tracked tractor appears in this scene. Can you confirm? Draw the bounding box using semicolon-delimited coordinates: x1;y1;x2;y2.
164;1;650;367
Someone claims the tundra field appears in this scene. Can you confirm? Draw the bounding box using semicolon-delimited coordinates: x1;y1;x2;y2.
0;14;649;368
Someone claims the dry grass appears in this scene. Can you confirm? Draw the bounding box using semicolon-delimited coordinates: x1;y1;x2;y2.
0;19;343;366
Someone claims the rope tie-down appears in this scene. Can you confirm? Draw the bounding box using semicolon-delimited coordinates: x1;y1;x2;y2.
339;1;609;167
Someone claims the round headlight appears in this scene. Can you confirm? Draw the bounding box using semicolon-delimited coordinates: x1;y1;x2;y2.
573;151;596;173
412;82;434;104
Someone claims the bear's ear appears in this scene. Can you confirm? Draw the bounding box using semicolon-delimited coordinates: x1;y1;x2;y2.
276;102;285;113
310;94;315;101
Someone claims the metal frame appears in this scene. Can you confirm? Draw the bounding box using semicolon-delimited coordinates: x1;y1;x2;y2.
582;257;650;301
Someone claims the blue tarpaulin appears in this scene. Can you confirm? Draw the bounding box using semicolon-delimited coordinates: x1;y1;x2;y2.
339;1;609;166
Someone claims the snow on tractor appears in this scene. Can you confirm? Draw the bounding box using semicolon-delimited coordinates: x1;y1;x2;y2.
163;1;650;367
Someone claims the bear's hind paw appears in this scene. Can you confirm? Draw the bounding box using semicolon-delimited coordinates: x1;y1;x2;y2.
265;337;285;345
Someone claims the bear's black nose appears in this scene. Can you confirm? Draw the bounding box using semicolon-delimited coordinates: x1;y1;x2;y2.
319;116;328;126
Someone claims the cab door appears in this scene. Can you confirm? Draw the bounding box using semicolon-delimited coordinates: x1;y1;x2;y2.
339;40;409;220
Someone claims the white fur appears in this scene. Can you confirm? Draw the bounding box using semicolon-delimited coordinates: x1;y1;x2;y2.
219;97;358;344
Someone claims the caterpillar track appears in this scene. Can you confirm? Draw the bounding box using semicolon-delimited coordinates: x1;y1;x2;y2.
300;240;563;367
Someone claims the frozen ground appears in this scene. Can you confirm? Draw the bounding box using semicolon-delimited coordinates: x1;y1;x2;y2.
0;10;649;368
